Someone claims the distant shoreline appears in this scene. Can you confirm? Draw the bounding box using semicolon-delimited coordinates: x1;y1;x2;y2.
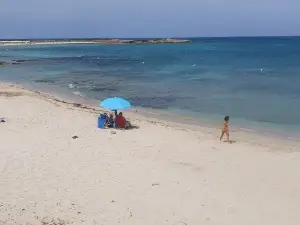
0;38;191;46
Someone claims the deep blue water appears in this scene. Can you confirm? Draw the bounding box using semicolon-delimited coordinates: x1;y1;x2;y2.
1;37;300;134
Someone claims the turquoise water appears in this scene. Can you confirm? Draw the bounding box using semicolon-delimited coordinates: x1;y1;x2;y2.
1;37;300;136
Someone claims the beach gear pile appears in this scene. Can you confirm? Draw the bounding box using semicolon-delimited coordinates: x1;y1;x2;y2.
98;97;131;129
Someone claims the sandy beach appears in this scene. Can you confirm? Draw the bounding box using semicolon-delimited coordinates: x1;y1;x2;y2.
1;83;300;225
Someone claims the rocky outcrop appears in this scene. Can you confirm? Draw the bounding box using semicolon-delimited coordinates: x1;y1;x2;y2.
11;60;25;65
14;60;26;63
0;39;192;46
0;61;9;66
120;39;191;44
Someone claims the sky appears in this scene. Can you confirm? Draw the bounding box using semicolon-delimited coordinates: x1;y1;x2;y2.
0;0;300;38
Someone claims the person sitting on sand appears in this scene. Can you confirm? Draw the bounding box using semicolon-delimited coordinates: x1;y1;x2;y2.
220;116;230;143
105;113;114;128
115;112;132;129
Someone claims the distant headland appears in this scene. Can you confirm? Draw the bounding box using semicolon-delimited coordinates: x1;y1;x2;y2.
0;38;191;46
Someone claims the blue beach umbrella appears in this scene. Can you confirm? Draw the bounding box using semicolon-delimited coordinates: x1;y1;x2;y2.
100;97;131;110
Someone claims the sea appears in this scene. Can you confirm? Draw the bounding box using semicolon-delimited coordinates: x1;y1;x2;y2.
1;37;300;138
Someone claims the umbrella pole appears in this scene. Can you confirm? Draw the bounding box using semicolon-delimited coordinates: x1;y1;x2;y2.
113;110;118;117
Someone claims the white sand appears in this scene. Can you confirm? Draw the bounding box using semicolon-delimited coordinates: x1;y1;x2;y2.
1;83;300;225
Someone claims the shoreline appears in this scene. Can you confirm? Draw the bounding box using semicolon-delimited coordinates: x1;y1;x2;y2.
17;81;300;142
1;82;300;224
2;81;300;151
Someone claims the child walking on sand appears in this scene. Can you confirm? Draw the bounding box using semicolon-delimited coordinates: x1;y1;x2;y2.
220;116;230;143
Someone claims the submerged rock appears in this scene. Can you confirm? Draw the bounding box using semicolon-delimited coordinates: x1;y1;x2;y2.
34;79;55;84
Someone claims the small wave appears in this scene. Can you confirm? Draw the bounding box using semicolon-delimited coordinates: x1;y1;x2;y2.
76;84;94;89
239;127;255;132
287;135;300;140
72;91;86;98
68;84;75;89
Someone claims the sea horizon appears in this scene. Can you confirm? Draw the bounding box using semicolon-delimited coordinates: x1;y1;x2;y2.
1;35;300;41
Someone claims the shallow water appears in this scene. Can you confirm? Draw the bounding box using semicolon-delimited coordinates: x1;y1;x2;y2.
1;37;300;137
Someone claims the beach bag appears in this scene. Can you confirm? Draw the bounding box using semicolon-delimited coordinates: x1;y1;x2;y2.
98;113;108;129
